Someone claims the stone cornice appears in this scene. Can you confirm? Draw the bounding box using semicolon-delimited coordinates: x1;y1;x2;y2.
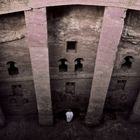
0;0;140;15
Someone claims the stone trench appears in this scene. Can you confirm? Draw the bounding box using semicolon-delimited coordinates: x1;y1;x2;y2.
0;115;140;140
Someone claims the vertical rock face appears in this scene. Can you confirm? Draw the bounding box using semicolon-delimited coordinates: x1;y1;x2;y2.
0;2;140;125
0;107;5;127
130;92;140;122
48;6;104;74
0;12;37;118
47;6;104;115
105;10;140;112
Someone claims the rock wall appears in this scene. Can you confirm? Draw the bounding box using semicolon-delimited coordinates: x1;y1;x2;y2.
105;10;140;112
0;12;25;43
0;12;37;117
47;6;104;115
0;6;140;119
0;0;28;14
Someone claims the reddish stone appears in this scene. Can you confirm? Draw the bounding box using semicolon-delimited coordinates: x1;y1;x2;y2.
85;7;126;125
25;8;53;126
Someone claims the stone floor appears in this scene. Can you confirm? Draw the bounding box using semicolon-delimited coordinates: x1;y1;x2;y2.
0;114;140;140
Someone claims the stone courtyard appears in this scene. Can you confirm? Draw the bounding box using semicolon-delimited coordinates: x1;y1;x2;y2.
0;115;140;140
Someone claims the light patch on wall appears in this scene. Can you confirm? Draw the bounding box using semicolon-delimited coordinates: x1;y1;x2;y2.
0;11;25;43
121;56;134;71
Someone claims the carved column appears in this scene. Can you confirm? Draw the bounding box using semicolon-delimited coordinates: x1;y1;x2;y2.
25;8;53;125
85;7;126;125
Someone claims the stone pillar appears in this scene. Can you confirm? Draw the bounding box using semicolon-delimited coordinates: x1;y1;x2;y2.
25;8;53;125
85;7;126;125
130;92;140;122
0;106;5;127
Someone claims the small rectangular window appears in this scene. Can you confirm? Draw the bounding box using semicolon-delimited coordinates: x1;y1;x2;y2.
65;82;75;94
12;85;23;96
117;80;127;90
66;41;77;52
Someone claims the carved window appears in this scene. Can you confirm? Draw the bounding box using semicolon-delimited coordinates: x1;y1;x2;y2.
12;85;23;96
65;82;75;94
75;58;84;72
58;58;68;72
67;41;77;52
117;80;127;90
7;61;19;75
121;56;134;70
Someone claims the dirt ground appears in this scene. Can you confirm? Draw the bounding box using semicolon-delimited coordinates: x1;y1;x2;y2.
0;114;140;140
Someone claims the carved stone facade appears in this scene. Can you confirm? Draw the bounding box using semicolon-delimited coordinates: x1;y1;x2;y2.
0;0;140;126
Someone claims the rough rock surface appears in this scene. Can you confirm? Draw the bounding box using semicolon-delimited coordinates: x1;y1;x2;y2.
0;117;140;140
